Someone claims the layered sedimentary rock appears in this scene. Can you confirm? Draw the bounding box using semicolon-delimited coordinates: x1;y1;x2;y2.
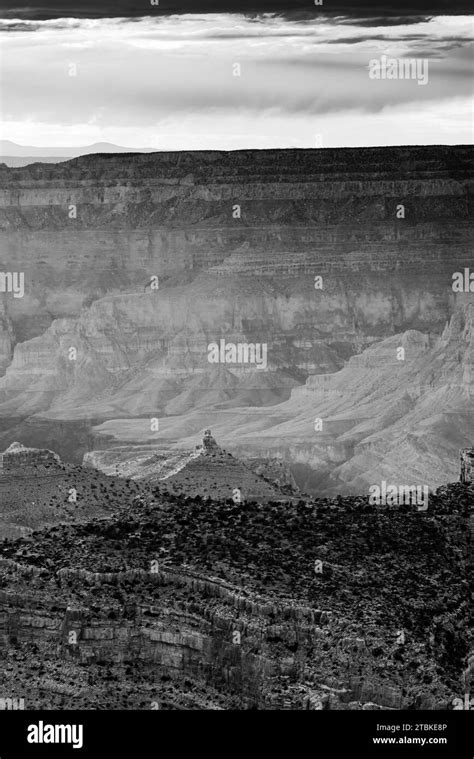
0;482;471;709
86;302;473;494
1;441;61;474
155;430;288;501
0;146;471;405
219;302;474;494
0;146;472;491
238;457;300;495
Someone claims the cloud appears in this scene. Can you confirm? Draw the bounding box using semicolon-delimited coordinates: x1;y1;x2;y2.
1;13;472;148
0;1;472;20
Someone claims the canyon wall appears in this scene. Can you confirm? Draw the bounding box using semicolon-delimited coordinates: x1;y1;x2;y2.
0;146;471;381
87;302;473;494
0;146;472;491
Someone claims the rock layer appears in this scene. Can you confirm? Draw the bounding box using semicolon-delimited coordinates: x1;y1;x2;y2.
0;146;472;407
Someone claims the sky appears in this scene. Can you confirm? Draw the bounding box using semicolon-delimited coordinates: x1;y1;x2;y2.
0;2;472;149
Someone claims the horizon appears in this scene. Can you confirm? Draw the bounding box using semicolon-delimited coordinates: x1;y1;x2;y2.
1;141;473;154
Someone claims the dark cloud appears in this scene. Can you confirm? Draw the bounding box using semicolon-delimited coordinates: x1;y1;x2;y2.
325;33;429;43
334;15;435;26
0;21;38;30
0;20;81;31
325;33;474;45
0;0;471;20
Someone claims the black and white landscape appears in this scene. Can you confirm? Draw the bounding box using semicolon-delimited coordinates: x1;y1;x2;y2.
0;0;472;717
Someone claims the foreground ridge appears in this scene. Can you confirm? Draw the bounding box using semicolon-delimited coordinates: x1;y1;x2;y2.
0;481;471;710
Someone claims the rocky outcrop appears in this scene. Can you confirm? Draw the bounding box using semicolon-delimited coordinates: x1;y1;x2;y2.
83;445;198;483
201;429;219;453
0;441;145;540
156;430;287;502
84;431;294;502
1;441;61;474
460;448;474;483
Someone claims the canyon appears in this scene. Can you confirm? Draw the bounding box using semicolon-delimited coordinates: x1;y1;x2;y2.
87;303;473;495
0;145;472;492
0;145;472;710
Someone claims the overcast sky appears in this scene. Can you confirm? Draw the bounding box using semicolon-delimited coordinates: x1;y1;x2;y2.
0;5;472;149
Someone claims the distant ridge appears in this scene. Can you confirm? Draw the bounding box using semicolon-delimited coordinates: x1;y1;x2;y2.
1;0;471;20
0;140;157;157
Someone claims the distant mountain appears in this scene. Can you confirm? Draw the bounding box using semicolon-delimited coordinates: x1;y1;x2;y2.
0;140;156;166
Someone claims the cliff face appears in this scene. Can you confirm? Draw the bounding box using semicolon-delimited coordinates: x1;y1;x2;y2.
195;302;474;494
0;147;472;490
0;146;471;402
0;484;471;710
